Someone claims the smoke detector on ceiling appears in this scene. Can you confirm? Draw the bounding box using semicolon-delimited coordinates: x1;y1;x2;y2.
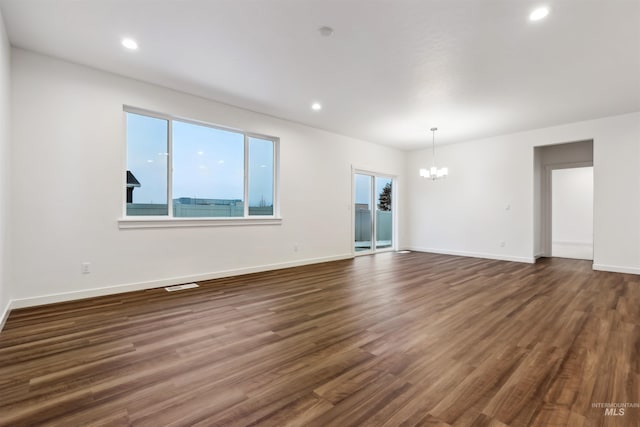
318;26;334;37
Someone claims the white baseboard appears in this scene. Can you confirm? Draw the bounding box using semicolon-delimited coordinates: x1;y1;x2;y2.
552;240;592;246
407;246;535;264
592;263;640;275
7;253;354;311
0;298;10;331
551;241;593;260
7;251;638;331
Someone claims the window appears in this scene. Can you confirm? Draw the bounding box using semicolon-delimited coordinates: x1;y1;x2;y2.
248;137;275;216
126;113;169;216
172;120;245;218
125;108;278;221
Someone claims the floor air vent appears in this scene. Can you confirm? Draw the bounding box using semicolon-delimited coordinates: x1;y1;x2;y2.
165;283;199;292
397;250;412;254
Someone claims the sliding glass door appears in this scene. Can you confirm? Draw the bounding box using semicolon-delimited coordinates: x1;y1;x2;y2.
354;172;394;253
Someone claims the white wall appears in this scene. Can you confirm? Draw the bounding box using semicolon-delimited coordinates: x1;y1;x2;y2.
533;148;541;257
539;140;593;166
0;10;11;325
9;48;406;306
552;167;593;260
5;47;640;314
407;111;640;273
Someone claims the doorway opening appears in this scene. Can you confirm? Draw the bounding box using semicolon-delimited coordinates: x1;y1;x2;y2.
353;172;394;254
551;167;593;260
534;140;594;261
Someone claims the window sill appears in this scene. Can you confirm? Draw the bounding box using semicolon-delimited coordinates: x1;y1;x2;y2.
118;216;283;229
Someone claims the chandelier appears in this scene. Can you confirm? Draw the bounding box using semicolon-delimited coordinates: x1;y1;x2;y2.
419;127;448;180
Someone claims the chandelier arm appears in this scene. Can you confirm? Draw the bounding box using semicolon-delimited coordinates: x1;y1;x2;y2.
432;129;435;167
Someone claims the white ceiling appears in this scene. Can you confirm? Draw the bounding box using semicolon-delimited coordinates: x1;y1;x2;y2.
1;0;639;150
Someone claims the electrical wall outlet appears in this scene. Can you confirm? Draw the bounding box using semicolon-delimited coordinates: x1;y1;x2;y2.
81;262;91;274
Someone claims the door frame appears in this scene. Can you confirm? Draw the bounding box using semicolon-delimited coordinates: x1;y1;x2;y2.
351;167;397;256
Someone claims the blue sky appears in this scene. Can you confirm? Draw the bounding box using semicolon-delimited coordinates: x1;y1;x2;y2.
127;113;168;204
127;113;274;207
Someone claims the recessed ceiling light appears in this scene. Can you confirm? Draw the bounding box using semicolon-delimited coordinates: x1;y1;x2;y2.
318;26;334;37
529;7;549;21
122;38;138;50
311;102;322;111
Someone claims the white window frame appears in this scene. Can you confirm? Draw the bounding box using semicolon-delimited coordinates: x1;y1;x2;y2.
119;106;281;229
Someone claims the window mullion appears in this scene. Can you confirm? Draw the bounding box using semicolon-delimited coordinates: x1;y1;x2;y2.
272;139;278;217
244;134;249;218
371;175;376;252
167;119;174;217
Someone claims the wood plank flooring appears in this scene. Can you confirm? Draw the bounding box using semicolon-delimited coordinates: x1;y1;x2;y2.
1;252;639;426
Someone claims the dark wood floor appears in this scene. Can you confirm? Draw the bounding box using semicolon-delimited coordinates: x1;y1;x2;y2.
1;253;639;426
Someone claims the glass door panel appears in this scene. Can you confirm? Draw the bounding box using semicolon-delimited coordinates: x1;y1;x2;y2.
354;174;373;252
375;177;393;249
